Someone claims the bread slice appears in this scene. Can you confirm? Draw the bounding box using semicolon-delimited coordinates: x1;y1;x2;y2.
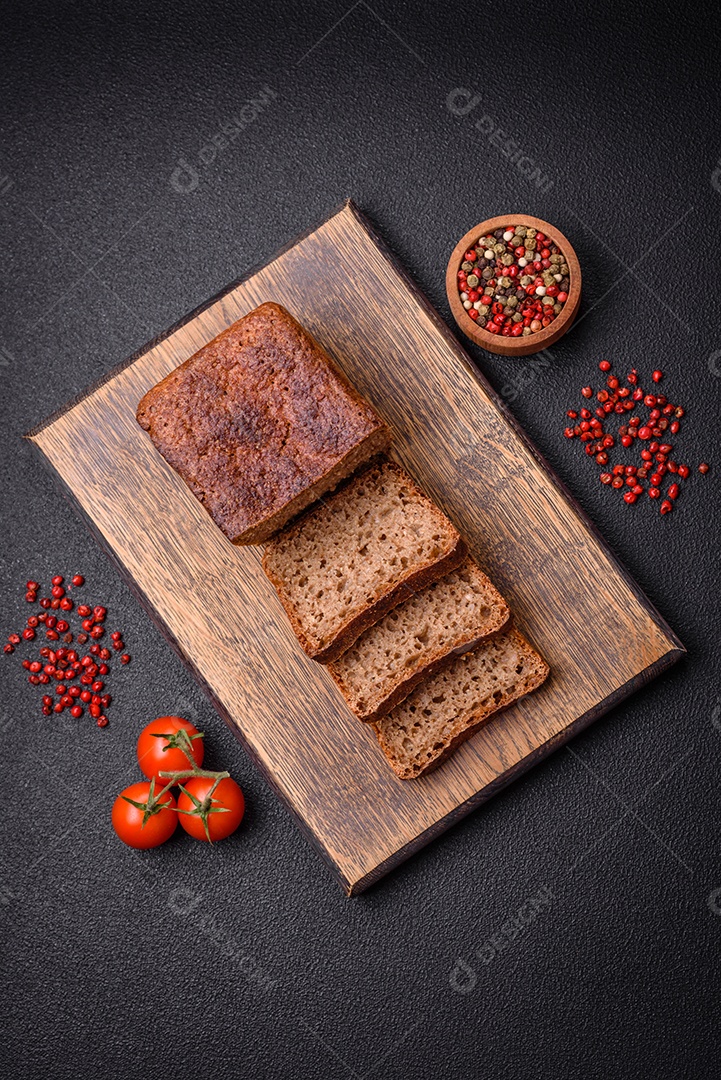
262;456;466;663
136;303;390;545
327;556;510;723
374;628;549;779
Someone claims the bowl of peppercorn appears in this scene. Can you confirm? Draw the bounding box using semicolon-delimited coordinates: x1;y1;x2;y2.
446;215;581;356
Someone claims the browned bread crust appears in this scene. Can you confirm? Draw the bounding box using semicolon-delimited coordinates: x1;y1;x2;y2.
136;302;390;545
262;457;467;664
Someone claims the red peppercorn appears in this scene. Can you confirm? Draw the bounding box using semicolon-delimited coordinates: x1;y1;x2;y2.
39;597;51;609
649;487;660;499
699;463;709;474
112;640;124;651
98;663;109;675
22;628;35;641
581;387;592;398
90;704;101;718
77;605;92;618
638;427;651;440
596;452;609;465
51;585;65;598
623;491;637;504
99;648;110;660
97;716;109;728
59;597;73;611
55;620;69;633
564;427;575;438
600;473;612;485
91;680;104;693
3;644;14;654
632;485;643;496
598;360;611;372
611;477;624;489
652;370;663;382
51;575;63;586
25;591;37;603
670;421;680;434
621;435;633;448
120;654;131;665
71;705;83;718
677;465;690;479
71;574;84;587
660;500;673;515
81;619;94;632
667;483;679;500
80;690;92;703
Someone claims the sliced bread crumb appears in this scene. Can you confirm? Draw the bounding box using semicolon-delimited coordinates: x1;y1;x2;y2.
262;456;466;662
374;628;549;779
328;556;510;722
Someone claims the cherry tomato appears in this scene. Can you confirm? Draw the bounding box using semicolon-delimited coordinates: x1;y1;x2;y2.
136;716;204;785
177;776;245;842
112;781;177;850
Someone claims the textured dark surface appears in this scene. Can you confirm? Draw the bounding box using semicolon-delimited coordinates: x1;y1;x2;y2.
1;2;719;1077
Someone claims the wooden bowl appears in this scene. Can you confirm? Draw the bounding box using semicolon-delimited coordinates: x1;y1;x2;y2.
445;215;582;356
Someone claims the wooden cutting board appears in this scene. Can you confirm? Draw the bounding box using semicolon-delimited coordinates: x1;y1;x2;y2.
27;200;683;895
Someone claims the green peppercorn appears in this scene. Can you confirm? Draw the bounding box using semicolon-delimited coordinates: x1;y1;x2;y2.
467;274;479;287
507;295;518;307
526;228;537;238
522;326;532;335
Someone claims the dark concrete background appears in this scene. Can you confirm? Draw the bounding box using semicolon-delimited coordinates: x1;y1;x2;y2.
1;2;720;1077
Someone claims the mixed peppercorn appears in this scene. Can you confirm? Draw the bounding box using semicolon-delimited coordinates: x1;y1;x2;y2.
564;362;709;514
457;224;570;336
3;573;131;726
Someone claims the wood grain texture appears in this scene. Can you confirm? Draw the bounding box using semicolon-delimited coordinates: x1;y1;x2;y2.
26;200;684;896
